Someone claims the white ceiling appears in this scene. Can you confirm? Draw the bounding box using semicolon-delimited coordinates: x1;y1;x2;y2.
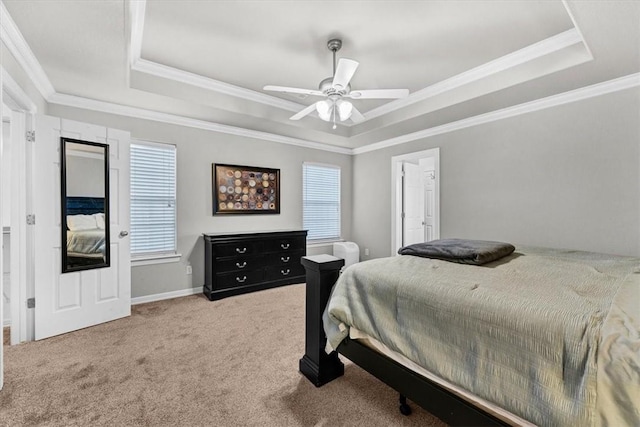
3;1;639;151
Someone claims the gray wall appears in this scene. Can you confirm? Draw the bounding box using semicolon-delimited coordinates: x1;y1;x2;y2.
352;87;640;259
47;105;353;298
65;155;104;197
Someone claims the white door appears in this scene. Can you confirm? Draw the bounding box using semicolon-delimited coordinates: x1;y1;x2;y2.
402;162;425;246
423;170;436;242
33;115;130;340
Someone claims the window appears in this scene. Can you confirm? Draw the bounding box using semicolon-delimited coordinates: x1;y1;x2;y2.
130;141;177;257
303;163;341;242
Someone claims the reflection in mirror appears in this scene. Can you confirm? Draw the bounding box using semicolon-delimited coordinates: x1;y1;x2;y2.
61;138;110;273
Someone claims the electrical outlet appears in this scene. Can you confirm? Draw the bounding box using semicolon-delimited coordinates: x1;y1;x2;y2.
365;248;370;256
186;265;192;275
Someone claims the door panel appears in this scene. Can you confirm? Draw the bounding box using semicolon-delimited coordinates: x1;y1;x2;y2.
424;170;436;242
34;115;130;340
402;162;425;246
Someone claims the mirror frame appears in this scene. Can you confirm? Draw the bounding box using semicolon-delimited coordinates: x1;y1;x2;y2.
60;137;110;273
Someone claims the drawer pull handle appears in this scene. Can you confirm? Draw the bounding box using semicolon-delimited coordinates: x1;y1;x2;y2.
281;256;290;263
236;276;247;283
236;261;247;268
236;247;247;254
281;243;290;250
281;269;290;276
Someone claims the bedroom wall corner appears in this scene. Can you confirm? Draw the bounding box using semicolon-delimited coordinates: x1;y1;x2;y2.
351;87;640;259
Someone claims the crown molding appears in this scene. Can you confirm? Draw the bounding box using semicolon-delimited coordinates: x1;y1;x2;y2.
48;93;352;155
129;0;146;68
362;28;588;123
561;0;593;59
353;72;640;155
0;0;55;100
1;66;38;113
132;58;305;113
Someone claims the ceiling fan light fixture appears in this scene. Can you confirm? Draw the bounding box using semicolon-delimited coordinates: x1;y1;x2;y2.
336;99;353;121
264;39;409;129
316;100;332;121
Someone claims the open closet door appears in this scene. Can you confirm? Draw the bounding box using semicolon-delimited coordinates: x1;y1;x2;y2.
33;115;131;340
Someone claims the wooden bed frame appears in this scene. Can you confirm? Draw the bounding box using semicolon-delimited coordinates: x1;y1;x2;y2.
299;255;509;426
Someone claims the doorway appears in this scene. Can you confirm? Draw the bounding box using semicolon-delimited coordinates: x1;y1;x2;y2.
391;148;440;255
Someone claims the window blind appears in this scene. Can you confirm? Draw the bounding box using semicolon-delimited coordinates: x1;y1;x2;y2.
130;142;177;256
303;163;341;241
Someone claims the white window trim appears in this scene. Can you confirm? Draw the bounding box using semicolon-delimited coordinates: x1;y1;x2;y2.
306;238;344;248
131;253;182;266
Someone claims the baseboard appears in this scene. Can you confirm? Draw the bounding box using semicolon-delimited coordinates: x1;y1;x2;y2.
131;286;203;306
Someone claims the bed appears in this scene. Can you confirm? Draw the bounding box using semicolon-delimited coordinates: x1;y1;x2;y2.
299;245;640;426
64;197;107;267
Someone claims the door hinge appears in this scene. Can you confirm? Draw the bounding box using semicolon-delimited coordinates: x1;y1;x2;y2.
401;212;405;219
27;298;35;308
26;214;35;225
26;130;35;142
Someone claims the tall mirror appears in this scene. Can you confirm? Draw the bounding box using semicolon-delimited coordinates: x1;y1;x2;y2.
61;137;110;273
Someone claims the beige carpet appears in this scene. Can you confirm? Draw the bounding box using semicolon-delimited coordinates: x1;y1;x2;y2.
0;284;446;426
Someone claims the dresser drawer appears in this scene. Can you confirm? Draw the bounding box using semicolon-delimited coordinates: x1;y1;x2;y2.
213;240;262;258
216;270;264;290
265;264;305;281
216;255;263;273
266;250;304;267
264;236;306;253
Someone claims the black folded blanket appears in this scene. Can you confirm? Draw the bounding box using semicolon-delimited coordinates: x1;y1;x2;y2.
398;238;515;265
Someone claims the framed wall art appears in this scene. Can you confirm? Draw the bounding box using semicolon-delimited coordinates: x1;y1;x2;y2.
213;163;280;215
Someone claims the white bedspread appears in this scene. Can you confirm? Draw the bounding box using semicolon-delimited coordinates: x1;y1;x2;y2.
67;228;106;258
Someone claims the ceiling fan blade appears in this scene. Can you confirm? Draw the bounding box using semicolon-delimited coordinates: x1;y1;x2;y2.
350;105;365;123
332;58;359;90
290;103;318;120
346;89;409;99
263;85;324;97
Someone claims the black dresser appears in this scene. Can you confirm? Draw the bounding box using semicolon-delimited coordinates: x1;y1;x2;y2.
203;230;307;301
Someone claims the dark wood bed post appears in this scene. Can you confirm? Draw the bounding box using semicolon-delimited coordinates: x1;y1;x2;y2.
299;255;345;387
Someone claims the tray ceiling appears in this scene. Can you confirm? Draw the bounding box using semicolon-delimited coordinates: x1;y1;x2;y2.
2;1;639;151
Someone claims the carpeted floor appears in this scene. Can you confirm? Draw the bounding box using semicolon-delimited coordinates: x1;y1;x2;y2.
0;284;446;426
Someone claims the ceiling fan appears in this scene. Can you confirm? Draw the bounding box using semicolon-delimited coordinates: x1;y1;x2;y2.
264;39;410;129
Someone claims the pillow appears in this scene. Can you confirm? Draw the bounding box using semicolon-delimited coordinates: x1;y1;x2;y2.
67;214;97;231
94;213;106;230
398;238;515;265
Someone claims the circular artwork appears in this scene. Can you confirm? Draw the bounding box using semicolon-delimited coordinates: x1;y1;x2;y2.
215;165;278;214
